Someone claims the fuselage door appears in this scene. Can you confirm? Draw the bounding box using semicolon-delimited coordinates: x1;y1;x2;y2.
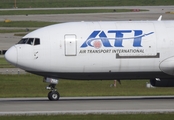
64;34;77;56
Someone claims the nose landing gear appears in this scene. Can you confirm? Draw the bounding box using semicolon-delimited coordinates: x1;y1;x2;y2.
43;77;60;101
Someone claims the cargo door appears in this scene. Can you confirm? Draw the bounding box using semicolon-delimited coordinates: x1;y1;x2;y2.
64;34;77;56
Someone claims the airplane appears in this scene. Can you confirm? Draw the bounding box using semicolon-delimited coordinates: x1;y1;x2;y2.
5;18;174;101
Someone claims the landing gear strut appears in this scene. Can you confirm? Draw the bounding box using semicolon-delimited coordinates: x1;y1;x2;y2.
43;77;60;101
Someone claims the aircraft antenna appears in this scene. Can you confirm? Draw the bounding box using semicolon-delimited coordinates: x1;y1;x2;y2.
157;15;162;21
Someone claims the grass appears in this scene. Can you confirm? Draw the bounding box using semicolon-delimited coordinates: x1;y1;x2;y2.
0;29;34;33
0;21;57;27
0;0;174;8
0;21;55;35
0;9;147;15
0;29;32;36
0;21;54;35
14;33;27;36
0;58;15;68
0;74;174;98
1;114;174;120
0;74;45;97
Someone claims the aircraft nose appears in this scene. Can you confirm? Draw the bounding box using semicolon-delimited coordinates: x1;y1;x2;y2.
5;46;17;66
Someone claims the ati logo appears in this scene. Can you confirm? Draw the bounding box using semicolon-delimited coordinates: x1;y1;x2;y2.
81;30;154;48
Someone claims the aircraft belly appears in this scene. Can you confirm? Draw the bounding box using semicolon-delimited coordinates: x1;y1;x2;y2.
28;71;173;80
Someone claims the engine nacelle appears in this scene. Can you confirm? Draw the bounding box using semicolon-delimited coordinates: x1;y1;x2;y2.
150;78;174;87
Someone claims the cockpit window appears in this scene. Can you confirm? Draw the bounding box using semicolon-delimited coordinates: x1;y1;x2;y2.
27;38;34;45
34;38;40;45
18;38;28;44
17;38;40;46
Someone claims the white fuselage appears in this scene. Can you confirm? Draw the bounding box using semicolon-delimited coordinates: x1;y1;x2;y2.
5;21;174;79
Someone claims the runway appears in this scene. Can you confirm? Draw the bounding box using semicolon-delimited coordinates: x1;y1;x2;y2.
0;96;174;115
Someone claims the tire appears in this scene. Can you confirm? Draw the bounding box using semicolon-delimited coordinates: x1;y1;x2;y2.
48;91;60;101
48;91;52;101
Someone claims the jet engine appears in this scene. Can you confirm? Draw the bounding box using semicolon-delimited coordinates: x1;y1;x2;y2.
150;78;174;87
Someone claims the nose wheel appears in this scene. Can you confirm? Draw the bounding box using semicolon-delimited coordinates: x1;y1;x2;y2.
48;91;60;101
43;77;60;101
